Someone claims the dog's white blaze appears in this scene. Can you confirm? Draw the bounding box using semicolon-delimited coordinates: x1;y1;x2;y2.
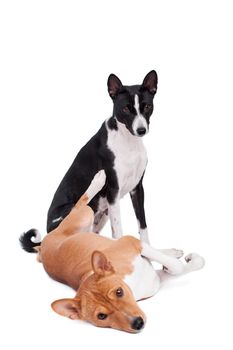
132;95;148;135
124;255;160;301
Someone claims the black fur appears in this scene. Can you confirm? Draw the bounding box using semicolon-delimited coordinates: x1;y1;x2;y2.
47;122;117;232
130;174;147;230
19;229;41;253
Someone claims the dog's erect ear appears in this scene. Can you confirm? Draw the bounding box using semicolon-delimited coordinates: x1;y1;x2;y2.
107;74;123;99
51;298;81;320
142;70;158;95
92;250;115;277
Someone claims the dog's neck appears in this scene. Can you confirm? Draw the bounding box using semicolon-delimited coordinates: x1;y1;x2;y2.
106;117;144;149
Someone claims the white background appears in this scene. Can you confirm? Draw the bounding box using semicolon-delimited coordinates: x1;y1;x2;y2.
0;0;232;349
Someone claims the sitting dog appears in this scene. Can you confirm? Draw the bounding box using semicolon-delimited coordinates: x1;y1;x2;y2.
20;171;205;333
47;70;158;243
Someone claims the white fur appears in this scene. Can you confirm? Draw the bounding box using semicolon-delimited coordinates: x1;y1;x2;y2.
124;255;160;301
141;242;185;275
31;229;41;243
132;95;148;135
106;119;148;237
108;199;123;239
124;246;205;301
107;120;147;199
138;226;150;244
86;169;106;202
141;243;205;275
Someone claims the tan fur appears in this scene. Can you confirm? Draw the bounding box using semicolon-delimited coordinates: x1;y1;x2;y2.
37;193;145;333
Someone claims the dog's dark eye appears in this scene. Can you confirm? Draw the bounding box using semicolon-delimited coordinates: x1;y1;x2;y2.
144;104;152;112
116;287;124;297
97;313;108;320
122;106;130;113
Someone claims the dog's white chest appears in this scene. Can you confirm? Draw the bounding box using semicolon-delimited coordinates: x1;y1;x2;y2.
124;255;160;301
107;123;148;197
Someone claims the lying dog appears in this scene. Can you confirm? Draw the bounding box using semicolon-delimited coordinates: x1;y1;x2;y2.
20;171;205;333
47;71;158;243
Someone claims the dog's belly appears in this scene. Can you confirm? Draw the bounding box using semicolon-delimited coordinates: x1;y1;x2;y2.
124;255;160;301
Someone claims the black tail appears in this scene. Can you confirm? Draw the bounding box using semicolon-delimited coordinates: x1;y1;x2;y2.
19;229;41;253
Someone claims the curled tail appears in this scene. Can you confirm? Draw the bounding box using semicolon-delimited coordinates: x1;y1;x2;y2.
19;229;41;253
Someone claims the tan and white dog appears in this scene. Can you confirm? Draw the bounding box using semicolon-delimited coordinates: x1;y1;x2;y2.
20;170;205;333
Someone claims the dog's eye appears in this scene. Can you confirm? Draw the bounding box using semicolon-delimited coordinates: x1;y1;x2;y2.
122;106;130;113
97;313;108;320
116;287;124;297
144;104;152;112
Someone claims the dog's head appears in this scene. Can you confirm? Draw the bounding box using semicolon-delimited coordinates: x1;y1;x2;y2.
107;70;158;137
52;250;146;333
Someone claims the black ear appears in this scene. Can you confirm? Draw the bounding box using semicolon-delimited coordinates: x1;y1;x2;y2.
107;74;123;99
142;70;158;94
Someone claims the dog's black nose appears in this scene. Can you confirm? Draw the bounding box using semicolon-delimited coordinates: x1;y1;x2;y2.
131;316;145;331
136;127;146;136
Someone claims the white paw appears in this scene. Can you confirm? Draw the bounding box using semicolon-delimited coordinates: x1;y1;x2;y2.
185;253;205;270
164;259;184;275
169;248;184;259
92;170;106;190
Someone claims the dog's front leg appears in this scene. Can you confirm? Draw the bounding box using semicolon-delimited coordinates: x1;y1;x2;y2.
141;243;184;275
105;170;123;239
108;197;123;239
130;175;149;244
141;243;205;276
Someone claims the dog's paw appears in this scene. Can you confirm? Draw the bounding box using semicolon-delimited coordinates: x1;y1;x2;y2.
170;248;184;259
161;248;184;259
163;259;184;275
92;170;106;190
185;253;205;271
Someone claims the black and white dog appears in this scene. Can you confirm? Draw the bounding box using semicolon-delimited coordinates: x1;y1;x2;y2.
47;70;158;243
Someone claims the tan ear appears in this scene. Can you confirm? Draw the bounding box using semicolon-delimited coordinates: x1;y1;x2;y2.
91;250;115;277
51;298;81;320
